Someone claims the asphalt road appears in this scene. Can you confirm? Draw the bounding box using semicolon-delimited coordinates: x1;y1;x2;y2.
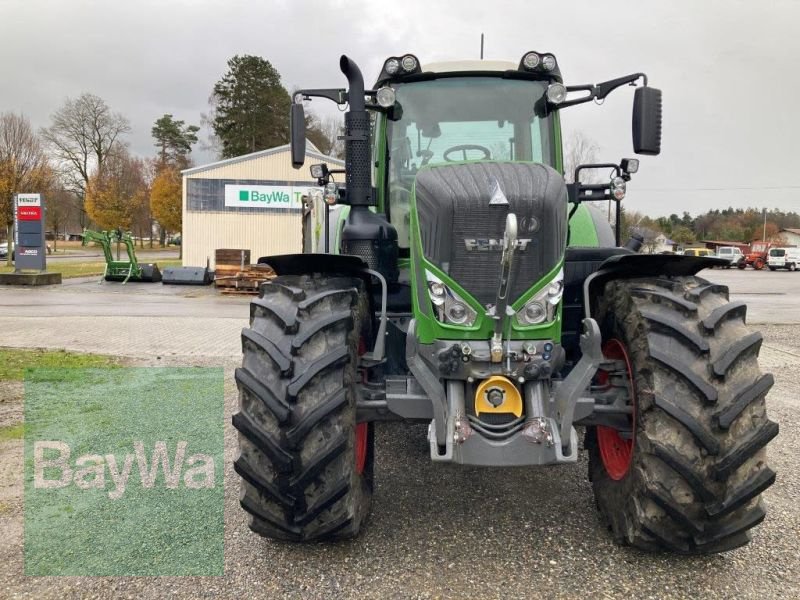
0;268;798;598
0;267;795;322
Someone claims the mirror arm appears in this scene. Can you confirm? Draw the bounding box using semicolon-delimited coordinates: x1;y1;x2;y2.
294;88;348;105
559;73;648;109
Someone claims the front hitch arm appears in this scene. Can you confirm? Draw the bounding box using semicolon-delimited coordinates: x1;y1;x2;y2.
554;318;604;452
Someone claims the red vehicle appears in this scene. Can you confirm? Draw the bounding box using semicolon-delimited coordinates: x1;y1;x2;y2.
739;240;772;270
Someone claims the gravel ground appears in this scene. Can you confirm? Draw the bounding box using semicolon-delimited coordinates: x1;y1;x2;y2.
1;267;798;598
1;325;798;599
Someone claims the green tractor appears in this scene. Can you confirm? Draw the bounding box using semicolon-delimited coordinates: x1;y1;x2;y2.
233;51;777;553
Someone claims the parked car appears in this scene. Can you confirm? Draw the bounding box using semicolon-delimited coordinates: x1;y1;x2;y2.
0;241;14;260
715;246;744;268
682;248;715;257
767;247;800;271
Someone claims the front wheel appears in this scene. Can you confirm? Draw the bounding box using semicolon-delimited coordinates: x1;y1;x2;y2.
753;258;765;270
588;276;777;554
233;274;374;541
789;263;797;272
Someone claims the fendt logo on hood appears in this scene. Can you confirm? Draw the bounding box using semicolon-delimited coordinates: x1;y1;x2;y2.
464;238;532;252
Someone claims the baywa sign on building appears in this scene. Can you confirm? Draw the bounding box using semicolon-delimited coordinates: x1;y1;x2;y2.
224;184;312;209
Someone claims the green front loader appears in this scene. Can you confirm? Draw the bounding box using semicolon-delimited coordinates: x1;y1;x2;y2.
82;229;161;283
233;51;777;553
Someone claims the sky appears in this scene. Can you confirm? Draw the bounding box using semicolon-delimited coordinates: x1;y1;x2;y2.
1;0;798;216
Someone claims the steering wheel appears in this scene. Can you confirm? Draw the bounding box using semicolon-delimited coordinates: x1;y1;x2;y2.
443;144;492;162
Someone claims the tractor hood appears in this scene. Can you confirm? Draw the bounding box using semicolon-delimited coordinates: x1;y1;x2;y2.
412;162;568;307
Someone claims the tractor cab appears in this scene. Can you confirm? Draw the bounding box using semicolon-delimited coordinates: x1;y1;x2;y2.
384;68;558;250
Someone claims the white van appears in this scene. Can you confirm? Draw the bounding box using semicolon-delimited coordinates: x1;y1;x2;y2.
716;246;744;268
767;247;800;271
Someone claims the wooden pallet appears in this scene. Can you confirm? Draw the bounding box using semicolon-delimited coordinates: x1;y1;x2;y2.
215;263;275;292
214;249;251;282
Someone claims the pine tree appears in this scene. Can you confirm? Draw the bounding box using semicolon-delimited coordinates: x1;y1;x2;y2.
210;55;291;158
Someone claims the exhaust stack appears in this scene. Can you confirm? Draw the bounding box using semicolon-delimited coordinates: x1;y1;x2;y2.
340;56;373;207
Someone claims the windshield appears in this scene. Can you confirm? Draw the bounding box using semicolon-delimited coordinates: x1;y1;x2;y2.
385;77;556;248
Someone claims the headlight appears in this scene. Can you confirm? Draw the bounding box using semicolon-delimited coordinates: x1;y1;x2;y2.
611;176;626;201
546;83;567;104
384;58;400;75
376;86;396;108
426;271;477;326
309;163;327;179
516;268;564;326
323;182;338;205
522;52;540;69
401;54;418;72
542;55;557;71
428;280;446;306
521;301;547;325
446;302;469;324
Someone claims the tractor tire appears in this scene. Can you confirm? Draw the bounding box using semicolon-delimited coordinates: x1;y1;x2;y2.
587;276;777;554
233;274;374;542
753;258;765;270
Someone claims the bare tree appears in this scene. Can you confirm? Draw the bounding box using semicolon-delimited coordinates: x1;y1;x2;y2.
563;131;600;183
45;183;76;252
564;130;622;223
306;113;345;159
41;93;130;227
0;113;50;265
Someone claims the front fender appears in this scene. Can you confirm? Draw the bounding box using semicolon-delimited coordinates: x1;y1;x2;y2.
584;254;726;318
257;253;369;276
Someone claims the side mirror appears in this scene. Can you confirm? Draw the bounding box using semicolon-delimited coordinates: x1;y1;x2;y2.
290;102;306;168
632;86;662;155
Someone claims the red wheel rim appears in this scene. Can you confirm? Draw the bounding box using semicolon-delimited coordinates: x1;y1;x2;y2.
354;422;368;475
597;339;636;481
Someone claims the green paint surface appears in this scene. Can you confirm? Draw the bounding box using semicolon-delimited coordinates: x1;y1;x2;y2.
567;204;600;247
24;367;224;576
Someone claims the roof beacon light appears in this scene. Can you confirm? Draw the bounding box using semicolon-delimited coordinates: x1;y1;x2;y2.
384;58;400;75
522;52;540;70
401;54;418;72
546;83;567;104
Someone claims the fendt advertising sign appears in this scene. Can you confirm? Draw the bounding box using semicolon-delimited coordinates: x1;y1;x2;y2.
14;193;46;271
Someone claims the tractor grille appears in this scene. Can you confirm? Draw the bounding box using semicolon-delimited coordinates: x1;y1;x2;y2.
414;162;567;306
